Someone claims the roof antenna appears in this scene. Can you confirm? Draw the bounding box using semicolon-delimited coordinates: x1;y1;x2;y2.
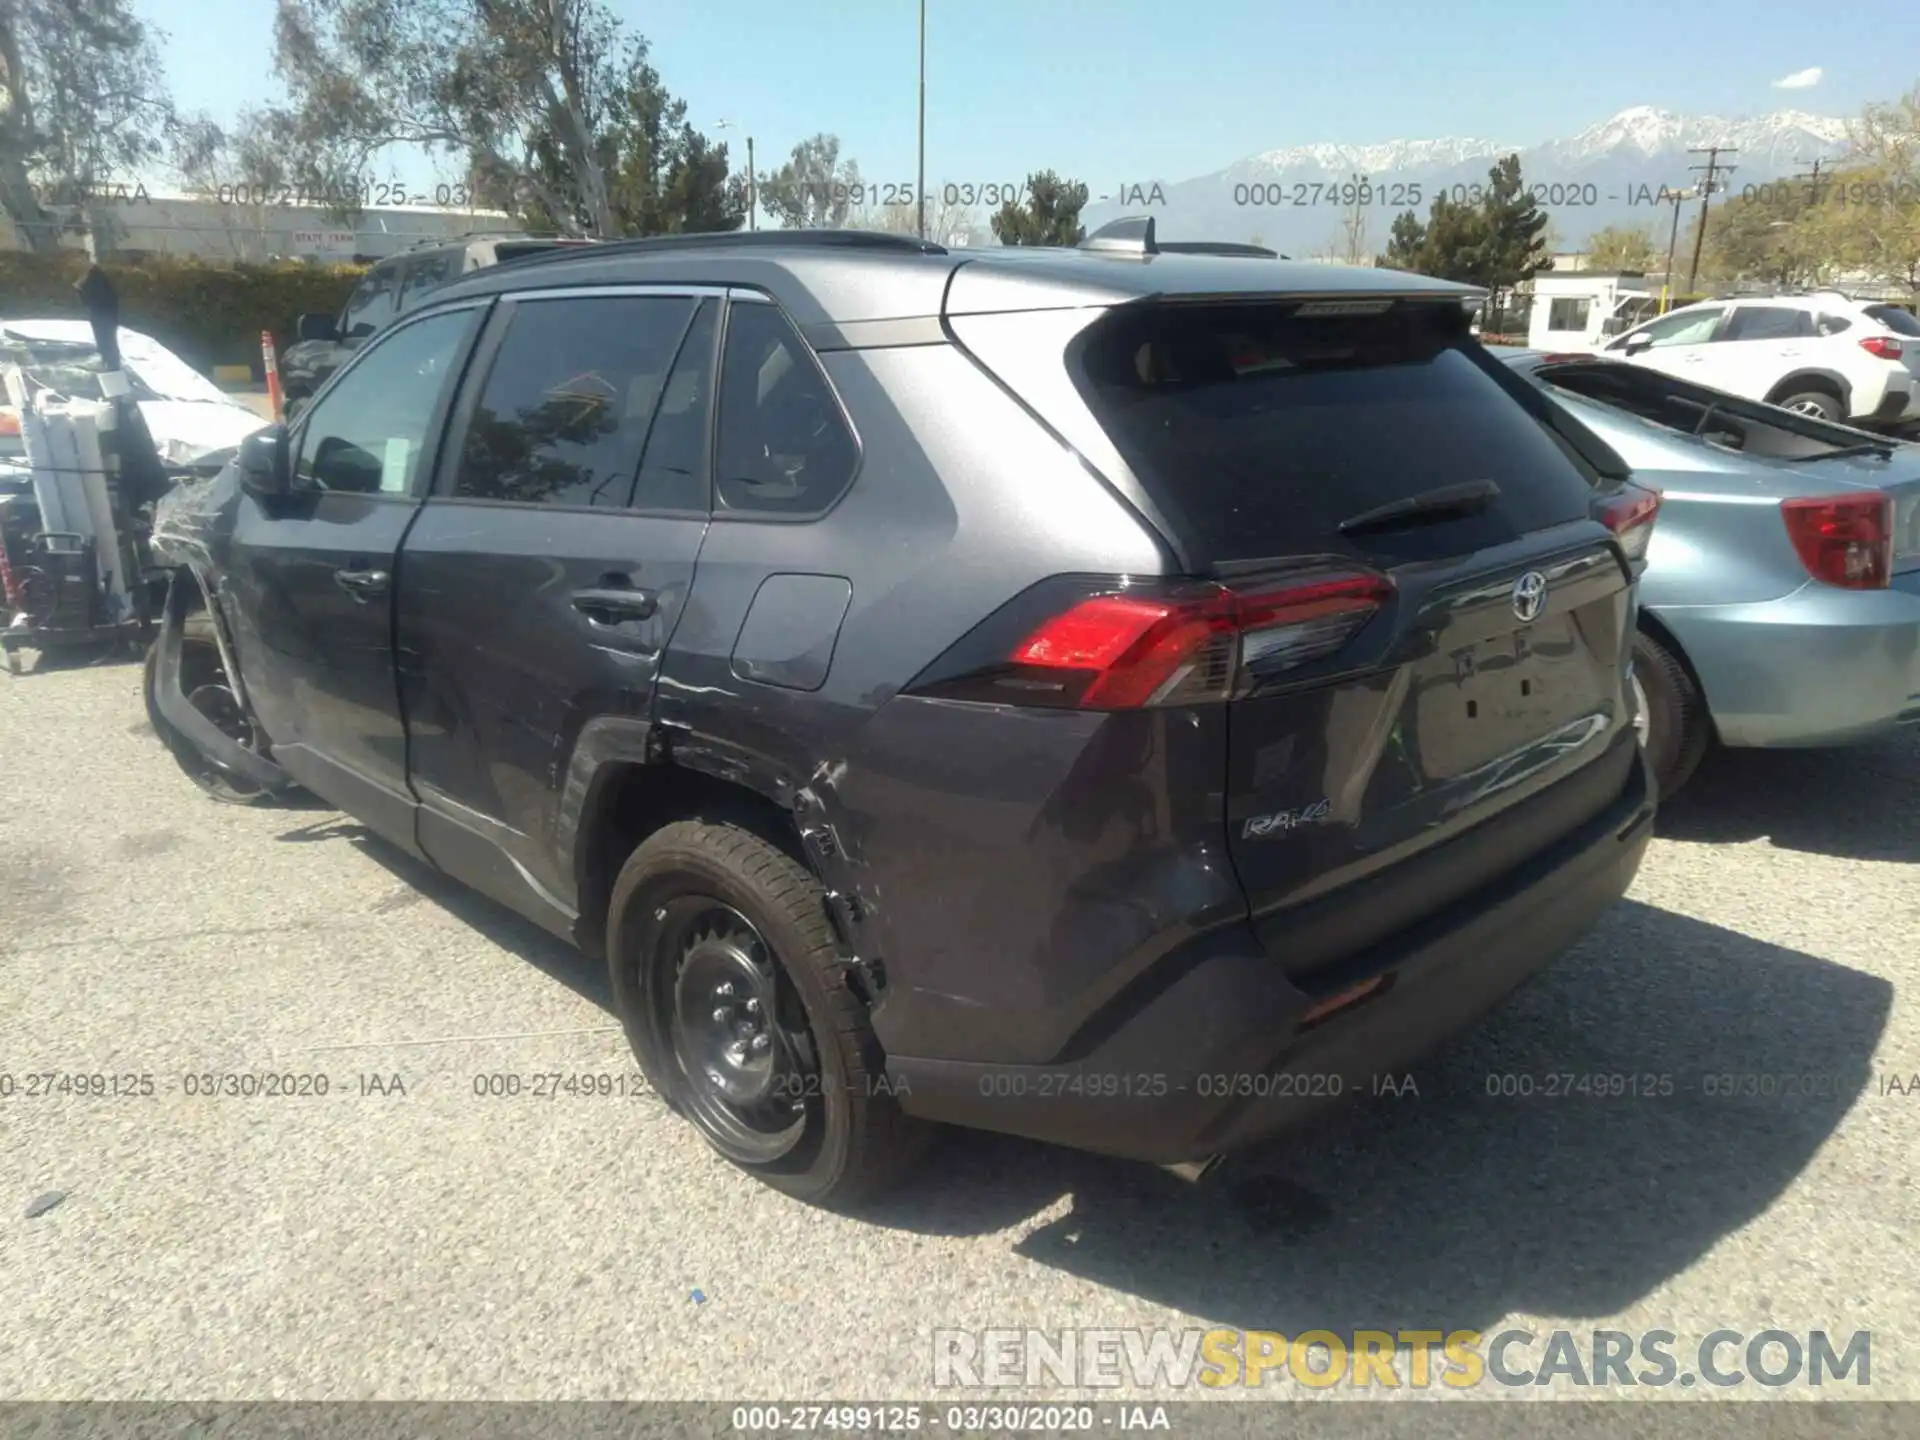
1079;215;1158;256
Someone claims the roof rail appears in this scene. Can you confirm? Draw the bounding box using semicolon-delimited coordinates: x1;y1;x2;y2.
489;227;949;272
396;230;577;252
1158;240;1282;259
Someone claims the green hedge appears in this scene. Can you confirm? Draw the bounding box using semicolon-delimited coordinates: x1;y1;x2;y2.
0;253;366;378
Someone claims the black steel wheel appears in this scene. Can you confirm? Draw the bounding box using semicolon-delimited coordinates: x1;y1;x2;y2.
659;898;815;1165
608;819;930;1207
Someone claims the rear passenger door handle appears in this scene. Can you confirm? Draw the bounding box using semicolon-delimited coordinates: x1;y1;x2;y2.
333;567;389;601
571;587;659;625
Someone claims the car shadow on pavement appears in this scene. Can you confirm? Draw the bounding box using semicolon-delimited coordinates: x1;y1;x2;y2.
861;898;1892;1337
1655;729;1918;862
273;817;613;1011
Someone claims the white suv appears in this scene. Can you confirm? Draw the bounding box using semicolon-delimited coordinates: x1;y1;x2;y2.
1598;294;1920;427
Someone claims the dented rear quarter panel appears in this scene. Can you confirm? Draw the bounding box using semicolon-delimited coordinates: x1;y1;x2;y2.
653;338;1249;1066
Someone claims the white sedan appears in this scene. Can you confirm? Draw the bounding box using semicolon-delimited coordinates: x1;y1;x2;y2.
1;318;267;473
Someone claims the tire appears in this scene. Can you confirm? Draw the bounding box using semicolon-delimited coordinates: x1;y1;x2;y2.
1775;388;1843;422
143;609;275;807
1633;628;1710;800
607;819;929;1207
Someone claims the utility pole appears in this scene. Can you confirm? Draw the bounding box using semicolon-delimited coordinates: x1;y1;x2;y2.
1659;183;1692;313
1793;155;1826;205
916;0;927;241
718;121;757;231
745;136;757;231
1685;145;1737;296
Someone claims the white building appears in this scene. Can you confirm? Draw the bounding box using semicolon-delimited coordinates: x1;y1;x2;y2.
1;191;524;263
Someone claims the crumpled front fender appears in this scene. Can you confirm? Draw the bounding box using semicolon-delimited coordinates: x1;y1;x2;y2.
149;456;241;573
146;465;292;797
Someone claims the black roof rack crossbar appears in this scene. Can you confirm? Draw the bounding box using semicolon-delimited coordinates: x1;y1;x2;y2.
486;228;949;272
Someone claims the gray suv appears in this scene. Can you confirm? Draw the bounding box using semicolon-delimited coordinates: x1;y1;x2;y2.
146;222;1660;1207
280;233;593;402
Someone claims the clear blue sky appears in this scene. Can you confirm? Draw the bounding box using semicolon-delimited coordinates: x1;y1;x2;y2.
137;0;1911;192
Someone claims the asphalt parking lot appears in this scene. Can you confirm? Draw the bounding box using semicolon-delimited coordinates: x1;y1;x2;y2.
2;655;1916;1407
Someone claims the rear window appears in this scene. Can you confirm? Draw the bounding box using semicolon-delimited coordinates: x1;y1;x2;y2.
1075;300;1607;563
495;241;586;264
1865;304;1920;338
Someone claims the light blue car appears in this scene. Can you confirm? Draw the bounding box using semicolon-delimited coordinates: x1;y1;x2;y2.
1496;346;1920;797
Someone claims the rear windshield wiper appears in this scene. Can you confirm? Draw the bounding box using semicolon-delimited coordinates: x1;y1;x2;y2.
1790;442;1893;462
1338;478;1502;536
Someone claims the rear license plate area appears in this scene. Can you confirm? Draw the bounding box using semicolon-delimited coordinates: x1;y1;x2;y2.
1414;619;1584;778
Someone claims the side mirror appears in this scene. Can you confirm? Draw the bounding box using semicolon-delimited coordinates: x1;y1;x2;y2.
1620;333;1654;355
238;425;291;498
295;312;340;343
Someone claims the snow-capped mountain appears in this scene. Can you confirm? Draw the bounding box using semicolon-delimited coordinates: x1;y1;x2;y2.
1081;106;1856;256
1532;105;1849;167
1245;136;1514;175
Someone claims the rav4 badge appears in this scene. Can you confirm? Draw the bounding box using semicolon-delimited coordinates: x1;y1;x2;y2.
1242;799;1332;839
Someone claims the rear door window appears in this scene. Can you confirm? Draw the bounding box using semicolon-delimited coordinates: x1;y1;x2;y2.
1074;300;1607;563
450;293;699;509
1719;306;1815;342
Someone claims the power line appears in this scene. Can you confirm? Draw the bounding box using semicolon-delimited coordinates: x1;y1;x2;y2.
1685;145;1737;295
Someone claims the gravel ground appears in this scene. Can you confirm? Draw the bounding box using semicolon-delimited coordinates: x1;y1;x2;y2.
1;654;1915;1410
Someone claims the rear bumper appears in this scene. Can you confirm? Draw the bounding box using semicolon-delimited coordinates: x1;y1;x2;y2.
888;755;1654;1164
1867;384;1915;424
1651;575;1920;748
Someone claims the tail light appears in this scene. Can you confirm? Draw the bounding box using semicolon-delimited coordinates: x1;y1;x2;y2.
1597;482;1661;564
906;568;1394;710
1781;491;1892;589
1860;336;1905;361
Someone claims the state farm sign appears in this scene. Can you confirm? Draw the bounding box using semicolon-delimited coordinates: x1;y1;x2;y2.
290;229;356;257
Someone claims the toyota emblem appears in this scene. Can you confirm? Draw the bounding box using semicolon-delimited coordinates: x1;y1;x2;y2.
1511;571;1547;623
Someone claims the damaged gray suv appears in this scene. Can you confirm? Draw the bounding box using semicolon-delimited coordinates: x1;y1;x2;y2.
146;221;1660;1206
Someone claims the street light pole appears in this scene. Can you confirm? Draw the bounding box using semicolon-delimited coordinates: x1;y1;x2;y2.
916;0;927;240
